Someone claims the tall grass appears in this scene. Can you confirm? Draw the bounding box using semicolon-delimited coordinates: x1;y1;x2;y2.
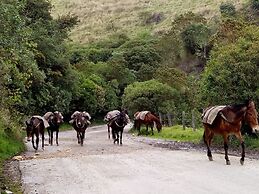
50;0;248;43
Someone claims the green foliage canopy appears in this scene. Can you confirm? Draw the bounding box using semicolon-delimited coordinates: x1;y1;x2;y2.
122;80;178;114
199;25;259;106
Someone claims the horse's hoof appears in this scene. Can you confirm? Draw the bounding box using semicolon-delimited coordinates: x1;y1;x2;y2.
240;159;244;165
226;161;231;165
208;157;213;161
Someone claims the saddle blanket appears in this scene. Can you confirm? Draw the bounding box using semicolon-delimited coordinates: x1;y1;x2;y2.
134;111;150;120
202;106;226;125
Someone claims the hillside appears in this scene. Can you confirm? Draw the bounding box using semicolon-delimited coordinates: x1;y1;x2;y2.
50;0;248;44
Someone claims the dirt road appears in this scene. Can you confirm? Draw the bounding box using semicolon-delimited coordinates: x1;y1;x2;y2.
20;125;259;194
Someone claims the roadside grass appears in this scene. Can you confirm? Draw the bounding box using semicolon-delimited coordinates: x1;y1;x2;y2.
0;127;25;194
131;125;259;150
132;125;204;144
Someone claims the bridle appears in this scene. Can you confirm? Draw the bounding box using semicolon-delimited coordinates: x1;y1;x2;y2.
75;115;86;129
114;114;127;128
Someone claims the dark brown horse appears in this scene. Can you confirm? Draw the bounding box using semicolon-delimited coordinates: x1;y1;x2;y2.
110;111;128;145
202;100;259;165
44;111;63;146
71;111;91;146
134;111;162;135
24;117;45;151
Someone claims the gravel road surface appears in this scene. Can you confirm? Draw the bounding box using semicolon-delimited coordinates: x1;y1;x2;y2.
20;125;259;194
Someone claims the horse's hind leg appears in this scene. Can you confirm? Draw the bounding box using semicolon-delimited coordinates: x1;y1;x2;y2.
77;132;80;144
41;132;44;150
235;132;245;165
223;134;230;165
203;129;214;161
35;134;39;151
48;129;51;144
146;125;149;135
50;130;54;145
108;125;110;139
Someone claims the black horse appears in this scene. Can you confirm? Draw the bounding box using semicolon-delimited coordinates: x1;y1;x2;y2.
44;111;63;146
71;111;91;146
110;111;128;145
24;116;45;151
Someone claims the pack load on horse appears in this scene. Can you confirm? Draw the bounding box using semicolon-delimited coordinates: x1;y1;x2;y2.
24;116;49;151
43;111;63;146
202;100;259;165
70;111;91;146
104;110;130;139
134;111;162;135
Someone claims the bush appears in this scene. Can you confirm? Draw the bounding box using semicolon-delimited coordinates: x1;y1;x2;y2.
251;0;259;10
220;2;236;16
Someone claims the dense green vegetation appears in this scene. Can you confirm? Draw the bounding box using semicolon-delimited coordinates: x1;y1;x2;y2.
1;0;259;190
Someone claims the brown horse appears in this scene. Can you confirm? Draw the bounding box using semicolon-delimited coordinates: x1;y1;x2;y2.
202;100;259;165
134;111;162;135
24;117;45;151
71;111;91;146
44;111;63;146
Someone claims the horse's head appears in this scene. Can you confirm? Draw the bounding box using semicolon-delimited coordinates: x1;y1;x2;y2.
116;111;128;127
74;112;89;129
24;117;42;141
245;100;259;133
156;121;162;132
53;111;63;125
25;119;33;141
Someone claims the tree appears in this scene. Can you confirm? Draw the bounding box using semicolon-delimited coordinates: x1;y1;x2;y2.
199;25;259;106
181;23;211;58
122;80;179;114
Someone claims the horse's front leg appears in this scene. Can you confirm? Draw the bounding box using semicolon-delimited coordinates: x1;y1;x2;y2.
235;132;245;165
56;130;59;146
151;124;154;135
32;134;37;150
223;134;230;165
137;122;141;136
120;130;123;145
77;131;80;144
81;131;85;146
146;124;148;135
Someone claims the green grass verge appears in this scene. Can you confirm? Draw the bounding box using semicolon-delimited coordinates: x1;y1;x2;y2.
132;125;259;150
134;125;204;144
0;128;25;194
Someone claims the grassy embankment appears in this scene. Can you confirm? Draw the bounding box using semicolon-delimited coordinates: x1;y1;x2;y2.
133;125;259;150
51;0;248;44
0;117;25;194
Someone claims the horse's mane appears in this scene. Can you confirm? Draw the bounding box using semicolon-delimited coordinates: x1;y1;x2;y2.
228;103;247;112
